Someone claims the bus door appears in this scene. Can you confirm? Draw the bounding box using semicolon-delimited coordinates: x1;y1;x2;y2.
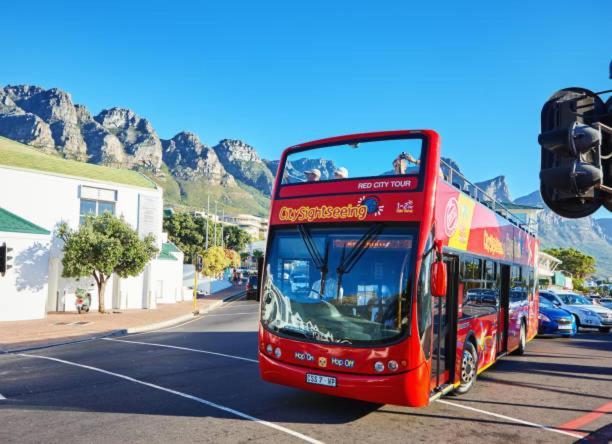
497;264;510;355
432;254;458;388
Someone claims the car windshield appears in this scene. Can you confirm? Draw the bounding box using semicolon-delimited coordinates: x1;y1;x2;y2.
261;225;415;345
539;298;554;308
281;138;424;184
558;293;592;305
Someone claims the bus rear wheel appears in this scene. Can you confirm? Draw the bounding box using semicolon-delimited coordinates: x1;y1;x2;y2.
454;342;477;395
513;323;526;356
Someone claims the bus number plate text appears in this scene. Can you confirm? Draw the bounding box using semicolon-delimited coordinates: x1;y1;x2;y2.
306;373;337;387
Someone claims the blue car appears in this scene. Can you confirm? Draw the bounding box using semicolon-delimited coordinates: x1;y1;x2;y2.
538;297;577;337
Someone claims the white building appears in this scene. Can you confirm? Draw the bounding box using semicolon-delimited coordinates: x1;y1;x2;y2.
0;136;184;321
222;213;269;240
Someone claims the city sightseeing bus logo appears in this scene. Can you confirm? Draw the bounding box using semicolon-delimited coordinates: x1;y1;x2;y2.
445;197;459;237
357;195;384;216
278;204;368;222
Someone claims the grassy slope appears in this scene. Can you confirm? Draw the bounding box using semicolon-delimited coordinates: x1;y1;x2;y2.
176;178;269;216
143;163;182;204
0;136;155;189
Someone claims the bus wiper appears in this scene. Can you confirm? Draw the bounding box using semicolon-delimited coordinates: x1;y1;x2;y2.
276;325;310;339
297;224;330;297
336;223;384;298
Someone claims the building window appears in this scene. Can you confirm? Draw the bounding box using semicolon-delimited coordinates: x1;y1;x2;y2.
79;186;117;224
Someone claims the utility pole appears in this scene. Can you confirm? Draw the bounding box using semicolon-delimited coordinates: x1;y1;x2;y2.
213;201;218;246
205;194;210;250
221;208;225;248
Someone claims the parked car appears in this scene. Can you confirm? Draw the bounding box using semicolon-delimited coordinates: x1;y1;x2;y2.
538;297;576;337
246;274;259;300
539;290;612;332
599;298;612;310
290;274;309;293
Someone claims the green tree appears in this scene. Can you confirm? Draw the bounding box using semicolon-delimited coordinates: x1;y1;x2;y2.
163;212;204;263
543;248;596;280
223;225;251;252
163;212;251;261
252;249;264;261
58;213;158;313
202;246;230;278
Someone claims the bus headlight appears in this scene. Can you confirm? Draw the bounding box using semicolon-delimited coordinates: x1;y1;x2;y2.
374;361;385;372
388;360;399;371
266;344;273;354
274;347;282;358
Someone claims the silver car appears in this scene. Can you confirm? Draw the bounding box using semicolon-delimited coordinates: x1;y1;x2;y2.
539;291;612;333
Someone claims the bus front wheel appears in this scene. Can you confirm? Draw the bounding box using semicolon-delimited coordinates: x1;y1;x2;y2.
454;342;477;395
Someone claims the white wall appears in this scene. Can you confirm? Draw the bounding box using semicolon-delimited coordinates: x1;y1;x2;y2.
0;232;50;321
150;250;184;304
0;165;164;318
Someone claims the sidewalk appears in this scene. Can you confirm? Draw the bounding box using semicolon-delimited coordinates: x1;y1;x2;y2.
0;284;245;353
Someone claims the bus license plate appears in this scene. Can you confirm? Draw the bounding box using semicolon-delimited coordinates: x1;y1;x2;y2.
306;373;337;387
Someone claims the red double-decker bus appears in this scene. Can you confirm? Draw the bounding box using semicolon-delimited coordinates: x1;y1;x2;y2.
258;130;538;407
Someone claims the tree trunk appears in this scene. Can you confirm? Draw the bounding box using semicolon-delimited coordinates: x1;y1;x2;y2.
97;279;107;313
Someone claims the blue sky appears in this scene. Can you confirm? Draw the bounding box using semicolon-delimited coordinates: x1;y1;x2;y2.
2;1;611;212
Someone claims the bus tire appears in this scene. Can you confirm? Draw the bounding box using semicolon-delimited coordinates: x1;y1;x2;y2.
454;341;478;395
514;322;526;356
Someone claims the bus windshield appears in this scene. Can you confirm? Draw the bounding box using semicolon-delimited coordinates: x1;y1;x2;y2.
281;138;424;184
261;225;415;345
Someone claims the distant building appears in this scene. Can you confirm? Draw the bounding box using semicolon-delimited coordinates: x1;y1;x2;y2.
501;202;543;235
222;214;269;240
0;137;184;321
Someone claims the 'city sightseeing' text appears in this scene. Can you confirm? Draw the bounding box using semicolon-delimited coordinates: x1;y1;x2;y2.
279;204;368;222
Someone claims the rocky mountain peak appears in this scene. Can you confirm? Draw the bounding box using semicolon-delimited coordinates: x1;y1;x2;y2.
93;107;162;170
213;139;274;195
214;139;262;163
475;175;512;203
0;84;87;158
161;132;235;185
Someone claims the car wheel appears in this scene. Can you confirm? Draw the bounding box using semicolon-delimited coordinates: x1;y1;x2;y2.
599;327;610;333
513;323;526;355
454;341;478;395
572;314;581;329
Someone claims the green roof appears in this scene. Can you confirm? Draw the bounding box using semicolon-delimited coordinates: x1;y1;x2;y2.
0;136;156;190
164;242;181;253
157;242;180;260
0;207;50;235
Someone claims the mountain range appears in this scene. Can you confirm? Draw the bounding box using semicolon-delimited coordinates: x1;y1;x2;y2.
0;84;610;277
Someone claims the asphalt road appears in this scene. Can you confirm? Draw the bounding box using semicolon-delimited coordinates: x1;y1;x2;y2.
1;299;610;444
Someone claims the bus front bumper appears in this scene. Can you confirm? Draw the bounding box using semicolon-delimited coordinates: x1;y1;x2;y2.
259;352;430;407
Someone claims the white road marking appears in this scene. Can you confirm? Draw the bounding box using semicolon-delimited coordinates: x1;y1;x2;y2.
437;399;584;439
103;338;258;363
202;312;255;316
127;294;248;337
18;353;322;444
0;393;6;400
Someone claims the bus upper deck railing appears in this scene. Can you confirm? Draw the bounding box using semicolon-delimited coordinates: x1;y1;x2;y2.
440;159;537;236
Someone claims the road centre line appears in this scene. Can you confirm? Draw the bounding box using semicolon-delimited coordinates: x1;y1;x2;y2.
17;353;323;444
437;399;584;439
103;338;258;363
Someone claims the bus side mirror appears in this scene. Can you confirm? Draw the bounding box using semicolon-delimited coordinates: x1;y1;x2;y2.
431;260;447;297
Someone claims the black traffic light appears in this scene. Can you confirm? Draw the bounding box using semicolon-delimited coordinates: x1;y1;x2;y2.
0;242;14;276
538;87;612;218
195;254;203;272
